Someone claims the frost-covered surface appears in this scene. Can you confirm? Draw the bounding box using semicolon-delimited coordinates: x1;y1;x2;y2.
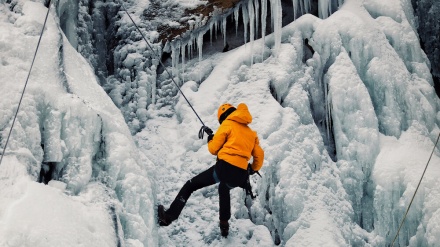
139;0;440;246
0;2;155;246
1;0;440;247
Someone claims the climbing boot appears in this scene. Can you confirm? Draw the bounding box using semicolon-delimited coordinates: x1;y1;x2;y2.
219;220;229;237
158;205;172;226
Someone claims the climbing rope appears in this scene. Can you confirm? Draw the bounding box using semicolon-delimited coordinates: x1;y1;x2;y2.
118;0;206;127
0;0;52;167
391;132;440;246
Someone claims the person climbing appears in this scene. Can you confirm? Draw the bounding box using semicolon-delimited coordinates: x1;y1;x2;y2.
157;103;264;237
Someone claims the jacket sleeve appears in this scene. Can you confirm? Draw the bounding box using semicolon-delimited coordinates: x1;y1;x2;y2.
208;124;230;155
251;136;264;171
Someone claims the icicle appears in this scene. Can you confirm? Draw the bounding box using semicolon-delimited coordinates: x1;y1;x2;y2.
210;22;213;45
214;19;218;41
222;17;227;47
242;4;249;44
304;0;311;13
234;6;240;36
248;0;255;64
328;0;332;17
188;37;192;60
181;42;186;82
270;0;274;32
192;34;196;58
292;0;299;19
197;31;204;63
261;0;267;56
324;78;331;142
151;54;159;104
187;42;191;60
171;42;177;76
318;0;331;19
270;0;282;56
254;0;260;39
189;34;195;60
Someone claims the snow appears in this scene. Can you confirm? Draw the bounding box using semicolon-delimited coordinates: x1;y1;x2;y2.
175;0;207;10
1;0;440;246
373;127;440;246
0;1;155;246
0;175;119;247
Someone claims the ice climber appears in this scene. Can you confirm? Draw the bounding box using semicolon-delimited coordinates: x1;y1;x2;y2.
158;103;264;237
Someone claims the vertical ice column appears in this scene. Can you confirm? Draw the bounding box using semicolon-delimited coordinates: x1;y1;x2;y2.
292;0;299;19
254;0;260;39
318;0;332;19
171;41;178;77
270;0;282;56
261;0;267;56
197;31;204;82
234;6;240;36
249;0;255;64
181;42;186;82
151;57;158;104
197;31;204;63
304;0;311;13
214;19;219;41
210;22;213;45
57;0;79;49
188;34;195;59
242;3;249;44
222;17;227;47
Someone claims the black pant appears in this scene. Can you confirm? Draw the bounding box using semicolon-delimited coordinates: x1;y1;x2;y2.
167;160;248;221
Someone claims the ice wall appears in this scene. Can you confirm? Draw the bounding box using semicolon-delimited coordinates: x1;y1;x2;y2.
0;2;156;246
326;50;380;227
27;0;440;245
181;0;438;245
66;0;347;136
411;0;440;93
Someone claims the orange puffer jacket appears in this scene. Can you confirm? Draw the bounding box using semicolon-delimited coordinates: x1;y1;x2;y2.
208;103;264;171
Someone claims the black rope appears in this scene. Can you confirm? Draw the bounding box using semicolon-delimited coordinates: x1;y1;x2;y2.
118;0;205;127
0;1;52;167
391;132;440;246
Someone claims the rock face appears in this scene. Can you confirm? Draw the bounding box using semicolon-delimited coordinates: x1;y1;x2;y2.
146;0;242;43
411;0;440;95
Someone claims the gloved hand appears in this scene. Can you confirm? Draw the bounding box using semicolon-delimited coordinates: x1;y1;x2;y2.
249;168;257;175
198;126;214;140
248;163;261;177
204;127;213;136
248;163;256;175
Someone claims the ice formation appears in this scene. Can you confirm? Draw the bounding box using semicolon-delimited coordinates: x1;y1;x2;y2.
0;2;155;246
1;0;440;246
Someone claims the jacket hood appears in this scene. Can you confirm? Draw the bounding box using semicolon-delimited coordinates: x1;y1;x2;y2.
226;103;252;124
